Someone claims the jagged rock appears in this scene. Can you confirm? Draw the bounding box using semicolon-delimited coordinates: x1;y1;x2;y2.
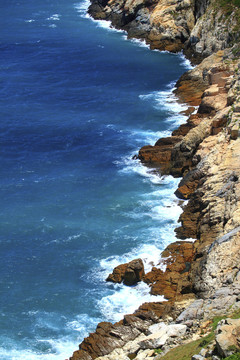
106;258;145;286
215;318;240;358
175;168;204;199
138;331;169;349
135;301;175;319
135;349;155;360
176;299;204;323
143;241;195;300
138;136;182;171
138;322;187;349
70;350;92;360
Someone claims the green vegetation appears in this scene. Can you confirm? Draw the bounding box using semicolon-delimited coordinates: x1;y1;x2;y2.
219;0;240;9
159;332;214;360
154;348;163;354
159;309;240;360
225;353;240;360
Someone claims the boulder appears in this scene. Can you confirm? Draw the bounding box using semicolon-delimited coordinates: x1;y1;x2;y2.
176;299;204;323
215;318;240;358
106;258;145;286
138;136;182;171
138;322;187;349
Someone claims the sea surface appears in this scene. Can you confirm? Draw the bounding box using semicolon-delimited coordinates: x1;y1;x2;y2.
0;1;192;359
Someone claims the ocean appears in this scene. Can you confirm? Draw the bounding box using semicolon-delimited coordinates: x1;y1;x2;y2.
0;1;192;358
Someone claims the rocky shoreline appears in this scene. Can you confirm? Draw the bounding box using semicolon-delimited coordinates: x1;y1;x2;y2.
69;0;240;359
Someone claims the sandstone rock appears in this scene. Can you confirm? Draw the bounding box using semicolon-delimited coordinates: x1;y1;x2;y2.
106;263;128;283
106;258;145;286
135;349;155;360
175;168;204;199
138;136;182;171
135;301;175;319
230;124;239;140
143;241;194;300
77;313;158;360
215;318;240;358
123;259;145;286
70;350;92;360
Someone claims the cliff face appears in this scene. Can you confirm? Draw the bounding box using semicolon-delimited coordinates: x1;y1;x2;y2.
69;1;240;360
88;0;240;61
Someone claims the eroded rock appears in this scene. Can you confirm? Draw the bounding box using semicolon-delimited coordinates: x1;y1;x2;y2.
215;318;240;358
106;258;145;286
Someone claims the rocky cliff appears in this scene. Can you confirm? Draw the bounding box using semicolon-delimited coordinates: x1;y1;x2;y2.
88;0;240;61
69;0;240;359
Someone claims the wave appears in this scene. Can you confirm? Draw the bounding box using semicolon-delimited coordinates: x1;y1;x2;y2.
0;340;77;360
97;281;165;322
46;14;61;21
74;0;91;19
122;35;150;49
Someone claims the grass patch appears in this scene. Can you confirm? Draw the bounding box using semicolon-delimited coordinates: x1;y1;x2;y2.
231;308;240;319
156;309;240;360
160;332;214;360
225;353;240;360
154;348;163;354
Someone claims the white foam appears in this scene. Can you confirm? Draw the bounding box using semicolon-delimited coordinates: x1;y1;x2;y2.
25;19;35;23
115;153;179;187
178;51;195;70
130;129;171;145
94;19;126;33
74;1;126;34
49;24;57;28
67;313;100;335
74;0;91;18
98;281;165;322
122;34;150;49
100;243;164;277
46;14;61;21
139;86;189;130
140;89;188;115
147;201;182;221
0;339;77;360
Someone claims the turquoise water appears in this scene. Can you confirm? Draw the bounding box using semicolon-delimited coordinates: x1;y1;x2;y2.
0;1;191;358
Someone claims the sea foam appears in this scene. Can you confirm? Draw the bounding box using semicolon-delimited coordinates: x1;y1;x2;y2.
98;281;166;322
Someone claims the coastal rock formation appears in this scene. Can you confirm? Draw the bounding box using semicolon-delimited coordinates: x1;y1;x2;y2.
69;0;240;359
143;241;195;300
88;0;240;60
70;51;240;360
106;258;145;285
88;0;195;52
70;312;159;360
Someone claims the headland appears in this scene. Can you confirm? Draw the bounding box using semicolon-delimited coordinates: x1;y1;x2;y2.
70;1;240;359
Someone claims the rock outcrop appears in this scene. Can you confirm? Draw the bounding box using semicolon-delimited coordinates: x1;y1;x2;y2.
106;258;145;285
143;241;195;300
88;0;240;61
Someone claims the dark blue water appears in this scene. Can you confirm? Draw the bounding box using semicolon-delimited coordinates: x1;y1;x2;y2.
0;1;192;358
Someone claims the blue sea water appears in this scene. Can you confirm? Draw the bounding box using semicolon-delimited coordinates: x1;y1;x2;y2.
0;1;192;359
